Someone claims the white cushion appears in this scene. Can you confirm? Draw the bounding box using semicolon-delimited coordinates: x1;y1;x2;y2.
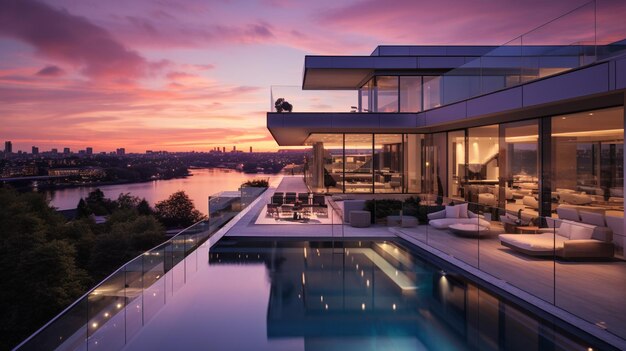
557;221;572;239
445;205;460;219
579;211;605;227
429;218;491;230
499;233;567;252
457;203;469;218
569;222;596;240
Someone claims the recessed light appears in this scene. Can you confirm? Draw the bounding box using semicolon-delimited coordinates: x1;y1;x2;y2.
589;113;594;116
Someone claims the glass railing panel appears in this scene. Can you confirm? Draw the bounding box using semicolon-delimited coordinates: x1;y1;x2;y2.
270;85;357;113
17;297;88;351
480;209;556;304
554;218;626;340
124;256;143;342
142;245;166;324
170;234;186;293
438;1;598;107
87;270;126;350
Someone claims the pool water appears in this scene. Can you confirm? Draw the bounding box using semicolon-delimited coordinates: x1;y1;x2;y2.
124;238;613;351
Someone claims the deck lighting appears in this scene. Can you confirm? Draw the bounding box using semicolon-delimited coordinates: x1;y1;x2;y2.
393;304;397;310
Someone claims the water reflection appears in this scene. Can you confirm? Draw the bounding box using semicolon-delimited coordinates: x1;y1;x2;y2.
209;240;611;351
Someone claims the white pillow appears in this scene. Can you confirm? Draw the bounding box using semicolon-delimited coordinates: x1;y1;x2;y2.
457;203;469;218
445;205;460;219
569;222;595;240
557;221;571;239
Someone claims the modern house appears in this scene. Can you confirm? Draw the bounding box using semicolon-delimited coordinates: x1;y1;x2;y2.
13;4;626;351
268;41;626;240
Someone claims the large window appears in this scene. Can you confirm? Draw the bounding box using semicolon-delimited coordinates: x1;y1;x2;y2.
552;107;624;214
501;120;539;216
376;76;399;112
448;130;466;199
466;125;499;207
359;79;373;112
423;76;442;110
344;134;373;193
404;134;425;193
399;77;422;112
374;134;403;193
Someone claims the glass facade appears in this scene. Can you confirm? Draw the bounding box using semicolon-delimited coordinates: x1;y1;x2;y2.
374;134;403;193
344;134;373;193
399;76;422;112
376;76;399;112
448;130;466;199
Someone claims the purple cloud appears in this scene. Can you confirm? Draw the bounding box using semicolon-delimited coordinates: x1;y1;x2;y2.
36;65;65;77
0;0;152;80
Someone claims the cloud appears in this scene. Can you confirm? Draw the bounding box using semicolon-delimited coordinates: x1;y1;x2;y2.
0;0;155;80
36;65;65;77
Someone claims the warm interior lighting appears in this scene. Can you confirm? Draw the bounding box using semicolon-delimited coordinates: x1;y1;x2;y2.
366;279;370;287
116;303;123;309
392;304;397;310
104;312;110;318
92;322;98;328
552;129;623;138
361;303;366;310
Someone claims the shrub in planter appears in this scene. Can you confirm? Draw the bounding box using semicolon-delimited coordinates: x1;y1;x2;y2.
364;199;402;221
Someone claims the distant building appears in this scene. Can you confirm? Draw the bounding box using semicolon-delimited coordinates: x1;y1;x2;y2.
250;146;253;153
48;166;105;178
233;146;236;151
31;146;39;154
51;148;58;154
86;147;93;155
222;147;226;153
116;148;125;155
4;141;12;153
63;147;70;154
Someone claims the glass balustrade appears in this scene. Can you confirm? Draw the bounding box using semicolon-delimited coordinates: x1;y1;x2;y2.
15;186;268;351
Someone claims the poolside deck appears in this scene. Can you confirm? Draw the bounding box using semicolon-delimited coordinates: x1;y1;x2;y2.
221;175;626;346
392;224;626;343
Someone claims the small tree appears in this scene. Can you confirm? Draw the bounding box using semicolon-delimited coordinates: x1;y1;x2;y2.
241;178;269;187
137;199;153;215
154;191;205;229
76;199;92;218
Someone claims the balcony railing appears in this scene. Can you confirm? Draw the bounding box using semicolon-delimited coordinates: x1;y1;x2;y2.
14;186;267;351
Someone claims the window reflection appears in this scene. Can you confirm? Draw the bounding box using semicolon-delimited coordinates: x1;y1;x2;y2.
376;76;399;112
374;134;403;193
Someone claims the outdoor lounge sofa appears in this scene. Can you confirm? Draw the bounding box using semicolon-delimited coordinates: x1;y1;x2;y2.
427;204;491;229
498;219;614;259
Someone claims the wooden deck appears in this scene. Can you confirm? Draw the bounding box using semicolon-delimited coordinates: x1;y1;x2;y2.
395;224;626;340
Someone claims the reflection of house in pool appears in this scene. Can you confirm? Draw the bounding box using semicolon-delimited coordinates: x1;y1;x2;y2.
209;239;598;350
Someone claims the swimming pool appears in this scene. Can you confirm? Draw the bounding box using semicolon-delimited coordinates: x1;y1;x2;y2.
123;238;615;351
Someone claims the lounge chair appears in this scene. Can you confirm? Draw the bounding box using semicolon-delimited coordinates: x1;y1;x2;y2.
285;192;297;204
499;220;614;259
427;204;491;229
297;192;309;203
312;194;325;206
271;192;284;205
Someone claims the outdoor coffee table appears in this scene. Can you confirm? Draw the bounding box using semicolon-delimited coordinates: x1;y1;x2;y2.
448;223;490;237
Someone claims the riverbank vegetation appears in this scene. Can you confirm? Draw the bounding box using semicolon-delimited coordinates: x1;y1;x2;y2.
0;187;204;350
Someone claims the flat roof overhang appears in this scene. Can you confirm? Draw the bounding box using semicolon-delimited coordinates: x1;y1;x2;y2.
271;55;626;146
302;56;475;90
267;112;419;145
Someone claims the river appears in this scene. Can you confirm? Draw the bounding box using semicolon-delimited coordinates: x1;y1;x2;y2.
46;168;279;215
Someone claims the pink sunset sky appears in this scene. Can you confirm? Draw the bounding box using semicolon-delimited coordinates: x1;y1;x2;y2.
1;0;625;153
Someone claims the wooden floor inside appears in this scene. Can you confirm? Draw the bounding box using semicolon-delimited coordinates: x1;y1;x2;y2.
395;224;626;340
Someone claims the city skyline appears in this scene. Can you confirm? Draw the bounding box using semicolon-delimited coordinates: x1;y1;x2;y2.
1;0;625;153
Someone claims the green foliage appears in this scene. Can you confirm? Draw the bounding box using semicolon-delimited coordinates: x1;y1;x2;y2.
85;188;116;215
76;198;92;218
154;191;205;228
241;178;269;187
364;196;431;223
364;199;403;219
0;188;88;350
137;199;153;215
